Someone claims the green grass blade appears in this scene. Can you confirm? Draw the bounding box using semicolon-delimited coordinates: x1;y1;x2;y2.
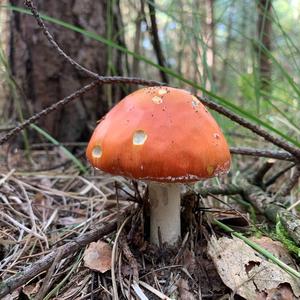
30;124;87;173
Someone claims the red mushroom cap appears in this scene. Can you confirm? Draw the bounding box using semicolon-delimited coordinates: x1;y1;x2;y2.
86;86;231;183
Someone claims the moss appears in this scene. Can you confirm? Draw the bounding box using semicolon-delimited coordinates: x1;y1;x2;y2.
275;216;300;257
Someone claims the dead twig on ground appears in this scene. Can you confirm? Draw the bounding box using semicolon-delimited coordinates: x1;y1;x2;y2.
0;205;134;298
278;165;300;197
230;147;295;161
265;163;296;187
193;177;300;246
249;159;275;187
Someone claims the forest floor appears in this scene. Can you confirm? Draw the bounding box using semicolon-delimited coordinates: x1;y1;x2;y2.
0;145;300;300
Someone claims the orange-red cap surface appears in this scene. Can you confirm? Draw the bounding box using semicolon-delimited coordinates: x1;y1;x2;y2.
86;86;231;182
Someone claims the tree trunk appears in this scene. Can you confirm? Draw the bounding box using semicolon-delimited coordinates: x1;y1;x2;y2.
6;0;123;142
257;0;272;97
195;0;215;92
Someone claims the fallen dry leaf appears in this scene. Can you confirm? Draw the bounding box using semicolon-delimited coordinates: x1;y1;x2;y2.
22;282;40;298
208;236;300;300
183;248;196;274
251;236;297;268
256;283;295;300
83;241;112;273
177;278;195;300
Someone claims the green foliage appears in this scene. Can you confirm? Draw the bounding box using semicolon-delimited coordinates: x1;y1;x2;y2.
275;218;300;257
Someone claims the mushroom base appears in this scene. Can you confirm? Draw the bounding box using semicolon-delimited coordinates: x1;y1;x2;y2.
148;182;181;245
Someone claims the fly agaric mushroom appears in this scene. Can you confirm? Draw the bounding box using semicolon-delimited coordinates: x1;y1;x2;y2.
86;86;231;245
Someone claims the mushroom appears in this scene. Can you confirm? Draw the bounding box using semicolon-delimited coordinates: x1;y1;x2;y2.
86;86;231;245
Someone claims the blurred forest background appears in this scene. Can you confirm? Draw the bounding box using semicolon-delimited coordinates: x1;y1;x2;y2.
0;0;299;148
0;0;300;299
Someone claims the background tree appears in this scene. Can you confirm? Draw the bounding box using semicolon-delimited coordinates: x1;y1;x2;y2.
256;0;272;103
5;0;126;142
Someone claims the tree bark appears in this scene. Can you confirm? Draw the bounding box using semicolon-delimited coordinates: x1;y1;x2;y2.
257;0;272;96
7;0;123;142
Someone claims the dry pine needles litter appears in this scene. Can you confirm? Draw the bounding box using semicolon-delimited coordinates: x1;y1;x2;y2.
0;148;229;299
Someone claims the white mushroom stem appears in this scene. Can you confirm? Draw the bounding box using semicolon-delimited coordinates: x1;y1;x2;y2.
148;182;181;245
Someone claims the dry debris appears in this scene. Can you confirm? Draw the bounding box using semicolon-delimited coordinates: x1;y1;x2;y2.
208;236;300;299
83;241;112;273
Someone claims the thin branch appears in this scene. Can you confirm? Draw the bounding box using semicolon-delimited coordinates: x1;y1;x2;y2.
199;96;300;159
34;249;64;300
194;179;300;246
0;205;134;298
0;81;98;145
265;163;295;187
194;184;242;197
278;165;300;197
250;159;275;187
24;0;164;87
230;147;295;161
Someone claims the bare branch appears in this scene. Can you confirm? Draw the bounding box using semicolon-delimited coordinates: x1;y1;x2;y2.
0;81;99;145
278;165;300;197
250;159;275;187
194;184;242;197
200;96;300;159
265;163;295;187
230;147;295;161
0;205;134;298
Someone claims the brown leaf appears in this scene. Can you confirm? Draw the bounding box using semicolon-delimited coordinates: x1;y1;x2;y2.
22;282;40;297
208;236;300;300
256;283;295;300
183;248;196;274
176;278;195;300
251;236;298;269
83;241;112;273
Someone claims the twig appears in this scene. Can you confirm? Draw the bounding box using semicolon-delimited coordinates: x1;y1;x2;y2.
193;184;242;197
24;0;163;87
238;179;300;246
199;96;300;159
265;163;295;187
0;81;99;145
230;147;295;161
111;216;131;300
0;205;134;298
250;159;275;187
278;165;300;197
34;249;64;300
120;234;139;281
194;179;300;246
